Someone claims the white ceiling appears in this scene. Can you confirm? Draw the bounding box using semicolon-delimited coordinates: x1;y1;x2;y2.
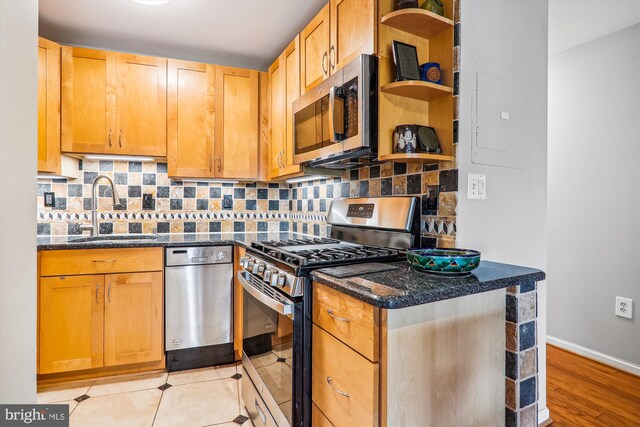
39;0;326;71
549;0;640;55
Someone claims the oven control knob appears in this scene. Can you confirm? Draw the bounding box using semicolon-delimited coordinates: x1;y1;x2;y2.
277;273;286;287
239;256;246;266
270;272;279;287
252;262;262;274
247;259;255;270
263;269;272;282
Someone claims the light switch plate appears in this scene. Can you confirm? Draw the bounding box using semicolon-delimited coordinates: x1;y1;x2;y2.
468;174;486;200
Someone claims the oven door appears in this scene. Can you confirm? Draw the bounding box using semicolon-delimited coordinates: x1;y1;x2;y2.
239;271;296;427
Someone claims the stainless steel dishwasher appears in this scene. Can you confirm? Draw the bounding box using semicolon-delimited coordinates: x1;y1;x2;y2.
165;245;234;372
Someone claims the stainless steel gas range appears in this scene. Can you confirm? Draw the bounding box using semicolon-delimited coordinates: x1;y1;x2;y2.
237;197;420;427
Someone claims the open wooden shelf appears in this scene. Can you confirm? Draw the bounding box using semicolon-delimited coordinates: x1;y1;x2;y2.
380;8;453;39
378;152;454;164
380;80;452;102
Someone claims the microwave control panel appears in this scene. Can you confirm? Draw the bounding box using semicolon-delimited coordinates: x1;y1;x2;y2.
347;203;375;218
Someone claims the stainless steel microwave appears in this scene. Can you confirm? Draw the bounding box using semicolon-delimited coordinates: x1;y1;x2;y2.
292;54;377;168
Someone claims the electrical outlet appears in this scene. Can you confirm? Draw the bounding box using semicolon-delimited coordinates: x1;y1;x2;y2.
615;296;633;319
223;195;233;210
142;194;155;210
44;192;55;207
467;174;486;200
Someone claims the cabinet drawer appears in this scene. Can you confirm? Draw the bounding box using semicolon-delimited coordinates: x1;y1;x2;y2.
312;325;378;427
40;247;162;276
312;282;379;361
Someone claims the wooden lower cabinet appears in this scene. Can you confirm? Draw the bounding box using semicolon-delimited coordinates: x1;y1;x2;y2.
104;272;163;366
39;275;105;374
38;248;164;378
312;325;378;427
311;282;507;427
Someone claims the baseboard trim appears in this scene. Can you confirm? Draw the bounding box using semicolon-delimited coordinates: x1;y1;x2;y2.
547;335;640;377
538;407;550;426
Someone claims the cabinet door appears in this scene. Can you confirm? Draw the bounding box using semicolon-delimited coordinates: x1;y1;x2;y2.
167;60;215;178
214;66;259;179
38;37;61;173
329;0;376;74
115;54;167;157
268;54;285;179
104;272;163;366
61;47;116;154
282;37;303;176
300;2;330;94
39;275;104;374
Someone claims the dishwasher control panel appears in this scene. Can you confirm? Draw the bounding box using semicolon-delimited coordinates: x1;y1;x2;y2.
165;245;233;266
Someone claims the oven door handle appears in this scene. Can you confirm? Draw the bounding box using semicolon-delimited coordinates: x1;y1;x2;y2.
238;272;293;316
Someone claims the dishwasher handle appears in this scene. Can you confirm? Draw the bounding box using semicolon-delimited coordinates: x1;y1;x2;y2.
237;272;293;316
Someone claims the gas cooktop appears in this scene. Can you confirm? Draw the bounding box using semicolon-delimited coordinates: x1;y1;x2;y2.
250;238;399;268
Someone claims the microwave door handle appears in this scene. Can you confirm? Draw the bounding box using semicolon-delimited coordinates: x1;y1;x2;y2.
237;272;293;316
328;86;345;142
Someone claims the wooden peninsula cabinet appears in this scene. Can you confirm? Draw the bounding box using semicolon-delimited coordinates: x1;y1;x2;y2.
311;282;506;427
38;248;164;379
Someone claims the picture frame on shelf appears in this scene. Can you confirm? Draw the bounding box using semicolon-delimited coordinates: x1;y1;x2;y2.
392;40;421;82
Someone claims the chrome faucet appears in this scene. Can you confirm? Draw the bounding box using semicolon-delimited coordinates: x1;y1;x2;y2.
79;175;122;236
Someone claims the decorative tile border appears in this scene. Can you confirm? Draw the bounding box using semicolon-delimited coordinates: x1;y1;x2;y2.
505;282;539;427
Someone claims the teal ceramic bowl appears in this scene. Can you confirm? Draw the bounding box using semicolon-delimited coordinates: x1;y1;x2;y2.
407;248;481;274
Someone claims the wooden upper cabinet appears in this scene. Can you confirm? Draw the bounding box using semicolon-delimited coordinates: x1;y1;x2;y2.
116;54;167;157
268;54;285;179
283;37;303;176
39;275;104;374
38;37;61;174
167;60;216;178
300;2;330;94
330;0;376;73
61;48;166;156
61;47;116;154
214;66;259;179
104;272;163;366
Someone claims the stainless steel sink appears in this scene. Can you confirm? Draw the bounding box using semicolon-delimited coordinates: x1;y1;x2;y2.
67;234;158;243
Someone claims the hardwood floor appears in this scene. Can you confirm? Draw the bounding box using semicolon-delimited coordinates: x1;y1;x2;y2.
547;344;640;426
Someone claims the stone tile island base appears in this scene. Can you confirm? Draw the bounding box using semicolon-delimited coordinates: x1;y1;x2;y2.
505;282;539;427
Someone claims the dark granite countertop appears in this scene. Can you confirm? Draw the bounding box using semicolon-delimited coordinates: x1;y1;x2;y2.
38;233;545;310
37;232;311;251
310;260;545;309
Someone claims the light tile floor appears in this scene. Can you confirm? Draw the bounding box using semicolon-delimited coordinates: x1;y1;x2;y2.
37;363;252;427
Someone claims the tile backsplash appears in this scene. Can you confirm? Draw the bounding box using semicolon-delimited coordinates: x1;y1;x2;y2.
289;155;458;248
37;160;291;236
37;157;457;248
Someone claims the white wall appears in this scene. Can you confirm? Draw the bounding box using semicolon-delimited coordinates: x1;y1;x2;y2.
458;0;549;421
548;24;640;369
0;0;39;403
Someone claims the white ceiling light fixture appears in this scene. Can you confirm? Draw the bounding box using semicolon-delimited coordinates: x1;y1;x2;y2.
130;0;171;5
